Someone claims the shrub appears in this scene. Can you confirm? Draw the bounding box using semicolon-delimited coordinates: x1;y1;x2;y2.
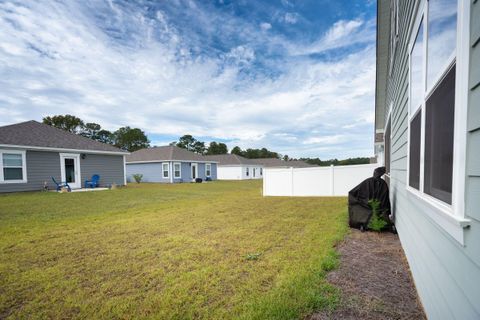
368;199;388;231
132;174;143;184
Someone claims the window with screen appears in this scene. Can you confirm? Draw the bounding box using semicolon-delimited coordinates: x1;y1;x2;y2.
162;163;169;178
424;66;455;204
205;164;211;177
174;163;181;178
2;153;24;181
407;0;457;205
409;112;421;190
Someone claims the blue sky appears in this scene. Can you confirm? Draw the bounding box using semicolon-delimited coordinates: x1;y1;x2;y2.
0;0;377;159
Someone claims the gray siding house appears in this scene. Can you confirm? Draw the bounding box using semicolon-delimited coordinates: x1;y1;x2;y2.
376;1;479;319
126;146;217;183
0;121;128;192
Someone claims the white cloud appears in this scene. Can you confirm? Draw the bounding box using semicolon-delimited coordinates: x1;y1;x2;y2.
226;45;255;64
260;22;272;31
284;12;299;24
291;18;375;56
0;1;376;159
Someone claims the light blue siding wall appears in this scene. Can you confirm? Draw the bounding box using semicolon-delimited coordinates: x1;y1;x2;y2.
126;162;217;183
180;162;190;181
197;163;216;180
210;163;217;180
126;162;169;183
385;1;480;319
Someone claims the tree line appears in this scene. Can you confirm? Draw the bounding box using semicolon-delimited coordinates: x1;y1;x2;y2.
299;157;371;166
42;115;150;152
168;135;279;158
42;115;371;165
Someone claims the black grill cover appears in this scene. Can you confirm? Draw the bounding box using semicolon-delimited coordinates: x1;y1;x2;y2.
348;167;392;230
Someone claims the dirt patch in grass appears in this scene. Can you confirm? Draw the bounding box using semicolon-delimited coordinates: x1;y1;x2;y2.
309;229;426;320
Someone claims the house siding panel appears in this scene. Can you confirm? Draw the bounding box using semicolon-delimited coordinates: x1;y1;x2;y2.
80;154;125;187
126;161;217;183
0;150;61;193
126;163;168;183
383;1;480;319
0;150;125;192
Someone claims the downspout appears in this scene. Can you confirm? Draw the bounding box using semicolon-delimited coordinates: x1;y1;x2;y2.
123;155;127;185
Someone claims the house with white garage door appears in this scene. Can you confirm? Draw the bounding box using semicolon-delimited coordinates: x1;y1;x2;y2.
204;154;263;180
126;146;217;183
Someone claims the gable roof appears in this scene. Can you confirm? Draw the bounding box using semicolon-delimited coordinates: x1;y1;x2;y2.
0;120;127;154
250;158;316;168
126;146;217;163
204;154;259;166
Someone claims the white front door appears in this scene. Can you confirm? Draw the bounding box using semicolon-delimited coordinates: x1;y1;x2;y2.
191;163;198;180
60;153;81;189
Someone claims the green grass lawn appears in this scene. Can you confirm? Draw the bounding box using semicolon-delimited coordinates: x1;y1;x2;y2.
0;180;347;319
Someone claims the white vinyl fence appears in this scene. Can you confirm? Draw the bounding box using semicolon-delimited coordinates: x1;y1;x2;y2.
263;163;378;197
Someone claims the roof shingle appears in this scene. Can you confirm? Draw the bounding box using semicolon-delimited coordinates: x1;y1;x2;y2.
250;158;316;168
0;121;126;153
126;146;216;162
204;154;258;165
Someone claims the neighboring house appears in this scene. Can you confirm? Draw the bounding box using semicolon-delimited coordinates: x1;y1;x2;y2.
375;1;479;319
251;158;316;168
125;146;217;183
204;154;263;180
0;120;128;192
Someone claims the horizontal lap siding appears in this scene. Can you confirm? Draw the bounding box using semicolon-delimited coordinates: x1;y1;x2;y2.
386;1;480;319
0;150;61;193
80;154;125;187
464;0;480;273
126;163;168;183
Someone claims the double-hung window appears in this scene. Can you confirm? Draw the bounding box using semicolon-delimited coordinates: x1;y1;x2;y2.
205;163;211;177
0;150;27;183
162;163;169;179
246;167;249;177
173;163;181;179
408;0;459;205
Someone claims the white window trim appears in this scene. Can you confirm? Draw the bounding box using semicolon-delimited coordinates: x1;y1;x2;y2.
173;162;181;179
162;162;169;179
0;149;27;184
205;163;211;177
405;0;471;244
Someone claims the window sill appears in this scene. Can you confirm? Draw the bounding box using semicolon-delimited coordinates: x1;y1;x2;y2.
406;186;471;245
0;180;28;184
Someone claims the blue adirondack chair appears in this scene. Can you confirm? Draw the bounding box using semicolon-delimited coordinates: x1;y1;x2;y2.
85;174;100;188
51;177;71;192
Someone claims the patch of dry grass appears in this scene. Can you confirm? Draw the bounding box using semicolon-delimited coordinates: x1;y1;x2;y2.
0;180;347;319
